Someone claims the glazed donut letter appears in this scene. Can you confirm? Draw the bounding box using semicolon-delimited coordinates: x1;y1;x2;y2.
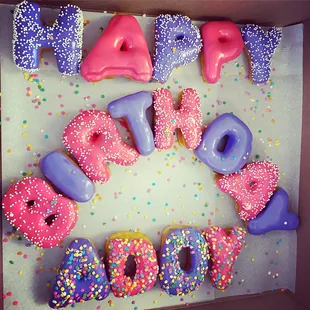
40;150;95;202
201;21;243;83
49;238;110;308
13;1;83;75
248;188;299;235
154;88;202;150
241;24;282;84
81;15;152;82
105;232;159;298
108;91;155;156
203;226;246;291
63;110;139;184
2;177;78;248
195;113;252;174
159;226;209;296
152;14;202;83
216;161;279;220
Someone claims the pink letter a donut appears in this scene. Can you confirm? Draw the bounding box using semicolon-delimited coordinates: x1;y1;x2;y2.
81;15;152;83
217;161;279;220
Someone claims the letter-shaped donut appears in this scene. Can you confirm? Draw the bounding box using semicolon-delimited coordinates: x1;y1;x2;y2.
152;14;202;83
49;238;110;308
195;113;252;174
2;177;78;248
13;1;83;75
81;15;152;82
62;109;140;184
201;21;244;83
105;232;159;298
108;91;155;156
40;150;95;202
216;161;279;220
153;88;202;150
203;226;246;291
159;226;209;296
248;188;299;235
241;24;282;84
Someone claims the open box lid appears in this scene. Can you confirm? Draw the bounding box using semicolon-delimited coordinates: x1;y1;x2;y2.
0;1;310;310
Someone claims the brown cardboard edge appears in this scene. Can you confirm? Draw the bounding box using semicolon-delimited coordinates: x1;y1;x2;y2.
1;0;310;26
0;58;3;310
151;291;309;310
295;18;310;310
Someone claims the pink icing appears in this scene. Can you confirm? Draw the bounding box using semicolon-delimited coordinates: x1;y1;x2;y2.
203;226;246;291
62;109;139;184
217;161;279;220
106;238;158;297
201;21;243;84
81;15;152;82
2;177;77;248
153;88;202;150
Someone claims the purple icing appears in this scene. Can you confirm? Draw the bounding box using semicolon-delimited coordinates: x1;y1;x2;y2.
248;188;299;235
195;113;252;174
40;151;94;202
13;0;83;75
108;91;155;156
152;14;202;83
241;24;282;84
49;238;110;308
159;227;209;296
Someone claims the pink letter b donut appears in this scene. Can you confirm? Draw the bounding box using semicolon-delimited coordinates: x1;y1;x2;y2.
2;177;78;248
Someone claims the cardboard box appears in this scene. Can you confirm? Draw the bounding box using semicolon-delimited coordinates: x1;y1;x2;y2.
1;1;310;310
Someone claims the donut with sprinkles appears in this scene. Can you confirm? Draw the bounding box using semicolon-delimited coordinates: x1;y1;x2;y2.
203;226;246;291
105;232;159;298
152;14;202;83
49;238;110;308
2;177;78;248
13;0;83;75
159;226;209;296
153;88;202;150
216;161;280;220
62;109;140;184
241;24;282;84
